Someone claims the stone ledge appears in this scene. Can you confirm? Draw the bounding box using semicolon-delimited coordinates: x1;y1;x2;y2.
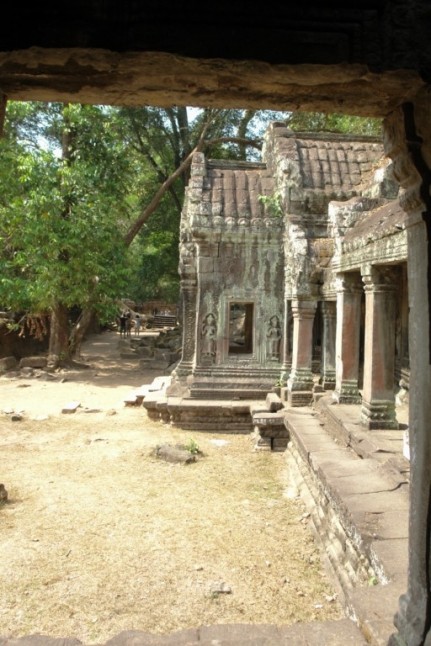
284;406;408;645
0;619;368;644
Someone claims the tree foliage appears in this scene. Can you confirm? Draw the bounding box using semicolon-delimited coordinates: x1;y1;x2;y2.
286;111;382;136
0;103;134;321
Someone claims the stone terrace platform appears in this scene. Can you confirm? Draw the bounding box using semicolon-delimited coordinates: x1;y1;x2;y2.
284;395;409;646
1;393;409;646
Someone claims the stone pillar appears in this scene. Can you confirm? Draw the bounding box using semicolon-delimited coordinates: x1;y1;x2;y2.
333;273;362;403
361;266;399;430
175;278;198;378
287;299;317;406
321;301;336;390
384;97;431;646
280;299;292;382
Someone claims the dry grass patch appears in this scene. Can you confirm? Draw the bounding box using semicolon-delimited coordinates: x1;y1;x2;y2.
0;408;342;644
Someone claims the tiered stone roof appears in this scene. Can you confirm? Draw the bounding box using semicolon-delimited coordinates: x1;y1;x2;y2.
201;160;275;222
292;135;382;193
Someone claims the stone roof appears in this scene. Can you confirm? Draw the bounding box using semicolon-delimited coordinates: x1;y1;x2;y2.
343;200;408;247
263;124;385;210
291;135;383;193
202;159;275;221
187;127;387;229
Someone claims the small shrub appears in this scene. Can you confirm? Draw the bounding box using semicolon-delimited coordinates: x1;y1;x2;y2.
184;438;200;455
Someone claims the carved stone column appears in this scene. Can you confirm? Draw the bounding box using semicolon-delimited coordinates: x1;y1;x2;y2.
361;266;398;430
168;237;198;394
321;301;336;390
287;299;317;406
280;299;292;382
175;278;198;378
384;97;431;646
333;273;362;404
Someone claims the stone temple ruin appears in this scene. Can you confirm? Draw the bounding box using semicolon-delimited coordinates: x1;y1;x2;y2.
145;121;408;436
3;5;431;643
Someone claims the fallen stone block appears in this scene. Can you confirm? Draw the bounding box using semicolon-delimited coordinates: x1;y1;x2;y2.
0;483;8;504
120;352;138;359
249;403;268;416
135;346;154;358
209;581;232;595
266;392;283;412
155;444;196;464
139;358;170;370
149;376;171;391
0;356;18;372
61;401;81;414
123;393;138;406
19;356;48;369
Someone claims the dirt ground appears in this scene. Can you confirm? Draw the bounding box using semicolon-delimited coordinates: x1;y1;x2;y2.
0;331;342;644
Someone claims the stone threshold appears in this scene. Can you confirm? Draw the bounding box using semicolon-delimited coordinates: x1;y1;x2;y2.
0;619;368;645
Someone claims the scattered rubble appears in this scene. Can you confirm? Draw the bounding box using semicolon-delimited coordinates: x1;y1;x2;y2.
0;483;8;505
61;401;81;414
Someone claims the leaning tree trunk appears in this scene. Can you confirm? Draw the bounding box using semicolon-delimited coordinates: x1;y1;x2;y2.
48;302;70;368
69;307;96;358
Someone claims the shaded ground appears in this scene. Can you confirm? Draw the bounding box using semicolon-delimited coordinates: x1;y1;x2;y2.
0;331;342;644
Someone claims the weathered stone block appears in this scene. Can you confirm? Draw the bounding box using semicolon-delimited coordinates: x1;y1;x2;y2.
61;401;81;414
19;356;48;369
265;392;283;411
0;356;18;371
156;444;196;464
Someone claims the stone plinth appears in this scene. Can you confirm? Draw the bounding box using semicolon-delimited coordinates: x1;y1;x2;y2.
252;411;289;452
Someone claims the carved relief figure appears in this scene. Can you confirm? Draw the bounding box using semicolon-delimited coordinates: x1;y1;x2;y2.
201;313;217;361
267;315;282;360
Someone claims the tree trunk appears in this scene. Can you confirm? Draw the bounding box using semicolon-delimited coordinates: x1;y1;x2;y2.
69;307;96;358
48;303;70;368
0;93;7;138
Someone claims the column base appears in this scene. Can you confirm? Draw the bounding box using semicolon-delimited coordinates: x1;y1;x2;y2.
172;360;194;378
361;399;399;430
321;370;336;390
287;369;314;407
333;380;362;404
287;390;314;407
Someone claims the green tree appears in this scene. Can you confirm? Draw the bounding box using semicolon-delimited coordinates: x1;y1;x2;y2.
286;111;382;136
0;101;137;365
1;103;287;361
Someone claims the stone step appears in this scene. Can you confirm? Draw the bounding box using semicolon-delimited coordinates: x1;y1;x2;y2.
152;315;177;328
